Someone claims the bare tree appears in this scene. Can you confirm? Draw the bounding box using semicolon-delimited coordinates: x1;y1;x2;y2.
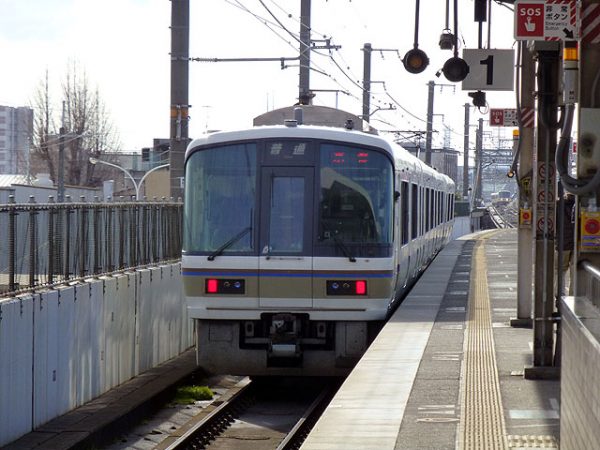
30;62;121;188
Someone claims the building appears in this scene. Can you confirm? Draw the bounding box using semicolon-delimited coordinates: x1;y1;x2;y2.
0;105;33;175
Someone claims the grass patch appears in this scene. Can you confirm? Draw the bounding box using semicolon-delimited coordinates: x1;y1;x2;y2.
173;385;213;405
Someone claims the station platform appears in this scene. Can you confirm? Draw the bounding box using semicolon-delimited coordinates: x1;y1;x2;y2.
302;229;560;450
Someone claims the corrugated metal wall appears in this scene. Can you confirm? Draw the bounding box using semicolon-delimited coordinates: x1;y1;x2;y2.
0;262;193;447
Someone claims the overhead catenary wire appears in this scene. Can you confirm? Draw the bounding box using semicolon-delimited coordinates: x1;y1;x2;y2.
218;0;479;153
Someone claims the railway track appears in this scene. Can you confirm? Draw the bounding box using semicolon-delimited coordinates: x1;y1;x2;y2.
155;377;340;450
488;204;517;229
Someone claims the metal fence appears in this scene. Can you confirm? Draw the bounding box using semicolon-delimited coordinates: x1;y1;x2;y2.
0;196;182;296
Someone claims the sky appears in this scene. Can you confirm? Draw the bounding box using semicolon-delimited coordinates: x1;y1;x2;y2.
0;0;519;159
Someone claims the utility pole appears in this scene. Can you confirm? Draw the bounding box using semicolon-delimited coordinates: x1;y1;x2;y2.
425;80;435;166
298;0;312;104
512;42;535;327
362;43;372;120
169;0;189;200
474;118;483;205
526;45;560;378
463;103;470;199
57;127;65;203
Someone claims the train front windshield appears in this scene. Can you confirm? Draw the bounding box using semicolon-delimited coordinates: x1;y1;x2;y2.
183;139;393;257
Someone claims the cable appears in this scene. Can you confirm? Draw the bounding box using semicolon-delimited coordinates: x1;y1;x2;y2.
508;41;523;180
556;104;600;195
257;0;303;47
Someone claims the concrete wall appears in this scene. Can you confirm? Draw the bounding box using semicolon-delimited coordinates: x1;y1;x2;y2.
560;296;600;450
0;262;193;446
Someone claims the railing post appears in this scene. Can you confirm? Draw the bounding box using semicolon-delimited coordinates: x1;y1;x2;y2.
79;196;88;278
64;195;72;280
8;195;16;291
93;196;101;275
29;196;38;288
48;196;55;285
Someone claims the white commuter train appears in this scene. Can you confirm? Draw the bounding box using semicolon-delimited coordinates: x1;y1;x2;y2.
182;106;455;376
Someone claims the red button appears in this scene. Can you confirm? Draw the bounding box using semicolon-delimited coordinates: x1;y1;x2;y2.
585;219;600;235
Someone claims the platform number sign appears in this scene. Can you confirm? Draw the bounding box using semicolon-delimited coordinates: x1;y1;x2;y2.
461;49;515;92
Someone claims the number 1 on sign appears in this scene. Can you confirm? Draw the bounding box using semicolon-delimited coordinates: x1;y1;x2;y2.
480;55;493;85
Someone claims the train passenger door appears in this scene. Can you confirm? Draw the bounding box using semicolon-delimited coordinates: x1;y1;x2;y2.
258;167;314;308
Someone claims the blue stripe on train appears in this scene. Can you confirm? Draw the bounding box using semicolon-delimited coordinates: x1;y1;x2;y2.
182;271;393;278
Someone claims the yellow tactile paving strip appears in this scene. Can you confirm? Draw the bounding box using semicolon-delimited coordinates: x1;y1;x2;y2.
459;240;508;450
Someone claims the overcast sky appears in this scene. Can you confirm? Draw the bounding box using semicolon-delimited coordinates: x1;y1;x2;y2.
0;0;518;155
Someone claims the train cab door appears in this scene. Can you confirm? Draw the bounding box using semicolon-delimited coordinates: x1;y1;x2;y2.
258;167;314;308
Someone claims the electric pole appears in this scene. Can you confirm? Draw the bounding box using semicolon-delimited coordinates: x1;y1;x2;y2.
513;42;534;327
425;80;435;166
475;118;483;205
362;43;372;120
463;103;470;199
298;0;312;104
169;0;189;200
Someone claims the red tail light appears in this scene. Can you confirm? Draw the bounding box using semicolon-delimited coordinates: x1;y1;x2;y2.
355;280;367;295
207;279;218;293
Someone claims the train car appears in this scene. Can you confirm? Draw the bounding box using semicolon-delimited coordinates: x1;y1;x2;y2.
491;190;512;207
182;106;455;376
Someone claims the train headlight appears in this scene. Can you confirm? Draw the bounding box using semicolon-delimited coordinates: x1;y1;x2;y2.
327;280;367;296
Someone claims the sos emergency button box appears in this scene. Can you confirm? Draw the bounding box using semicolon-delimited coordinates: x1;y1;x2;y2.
580;210;600;252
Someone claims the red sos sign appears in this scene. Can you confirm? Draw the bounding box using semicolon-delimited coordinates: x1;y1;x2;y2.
515;2;545;39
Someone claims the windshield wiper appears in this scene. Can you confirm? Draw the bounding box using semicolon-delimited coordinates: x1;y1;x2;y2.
208;227;252;261
332;235;356;262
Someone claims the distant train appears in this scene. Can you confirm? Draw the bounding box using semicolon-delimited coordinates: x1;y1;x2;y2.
182;106;455;376
491;190;512;207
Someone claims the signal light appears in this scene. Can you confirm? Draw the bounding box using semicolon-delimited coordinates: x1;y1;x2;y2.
563;40;578;61
442;56;470;82
403;47;430;74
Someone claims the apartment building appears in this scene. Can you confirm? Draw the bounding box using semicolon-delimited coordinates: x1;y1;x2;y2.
0;105;34;174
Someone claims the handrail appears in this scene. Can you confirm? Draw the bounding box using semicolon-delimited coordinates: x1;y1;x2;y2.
580;260;600;283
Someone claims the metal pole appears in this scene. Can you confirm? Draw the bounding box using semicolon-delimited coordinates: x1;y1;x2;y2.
299;0;312;104
362;43;372;121
425;80;434;166
57;127;65;202
475;118;483;204
513;42;535;326
527;47;560;378
463;103;470;199
169;0;189;200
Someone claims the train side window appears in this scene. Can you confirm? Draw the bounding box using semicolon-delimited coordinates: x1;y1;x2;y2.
401;181;409;245
437;191;442;225
411;183;418;239
429;189;434;230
